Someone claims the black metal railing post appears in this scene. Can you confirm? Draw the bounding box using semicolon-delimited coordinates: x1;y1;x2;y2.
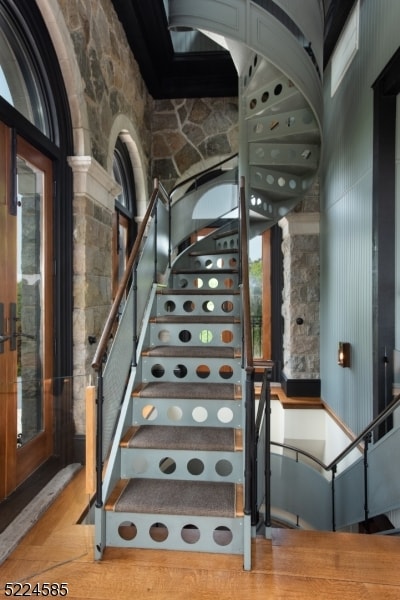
95;366;104;508
264;375;271;529
245;368;256;523
363;432;372;532
331;464;337;531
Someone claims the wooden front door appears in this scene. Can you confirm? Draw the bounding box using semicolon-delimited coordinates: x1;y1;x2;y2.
0;124;54;499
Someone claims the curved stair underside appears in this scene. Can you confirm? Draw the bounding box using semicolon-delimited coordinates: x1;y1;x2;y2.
168;0;323;227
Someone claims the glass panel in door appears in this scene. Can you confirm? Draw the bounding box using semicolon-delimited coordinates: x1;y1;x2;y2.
0;129;53;499
16;155;45;447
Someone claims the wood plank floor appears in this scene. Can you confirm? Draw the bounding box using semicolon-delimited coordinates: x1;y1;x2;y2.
1;468;399;599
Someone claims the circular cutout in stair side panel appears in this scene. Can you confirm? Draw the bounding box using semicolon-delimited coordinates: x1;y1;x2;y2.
213;526;233;546
217;407;233;424
194;277;204;289
187;458;204;476
173;363;188;379
158;329;170;343
199;329;213;344
149;523;169;542
179;329;192;343
215;459;233;477
183;300;195;312
219;365;233;380
221;330;233;344
221;300;233;313
181;524;201;544
118;521;137;541
167;405;183;421
192;406;208;423
151;363;165;378
202;300;215;313
224;278;234;289
159;457;176;475
164;300;176;313
142;404;158;421
196;364;210;379
132;456;148;474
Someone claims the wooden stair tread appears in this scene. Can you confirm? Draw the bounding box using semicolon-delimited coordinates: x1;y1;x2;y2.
133;381;241;400
120;425;242;452
108;478;243;518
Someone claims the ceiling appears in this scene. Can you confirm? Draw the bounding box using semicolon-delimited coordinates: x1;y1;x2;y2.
111;0;356;99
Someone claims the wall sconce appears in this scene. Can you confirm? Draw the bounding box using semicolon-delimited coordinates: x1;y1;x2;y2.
338;342;350;368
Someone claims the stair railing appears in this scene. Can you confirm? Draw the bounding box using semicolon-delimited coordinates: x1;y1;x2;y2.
91;178;170;509
239;176;257;526
256;379;400;532
325;393;400;531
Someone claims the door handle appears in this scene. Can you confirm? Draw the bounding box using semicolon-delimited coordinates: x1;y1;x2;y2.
0;332;35;343
0;304;36;351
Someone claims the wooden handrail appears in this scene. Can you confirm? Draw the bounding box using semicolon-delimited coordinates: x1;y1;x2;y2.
92;178;165;371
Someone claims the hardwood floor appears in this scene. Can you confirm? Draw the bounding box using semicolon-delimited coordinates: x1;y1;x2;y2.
0;468;399;599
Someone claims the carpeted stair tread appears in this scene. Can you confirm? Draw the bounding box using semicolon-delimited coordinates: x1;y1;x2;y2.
150;315;239;324
126;425;235;451
113;478;236;517
143;345;240;358
133;381;240;400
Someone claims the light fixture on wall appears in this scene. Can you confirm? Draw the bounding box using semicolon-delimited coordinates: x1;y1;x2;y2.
338;342;350;368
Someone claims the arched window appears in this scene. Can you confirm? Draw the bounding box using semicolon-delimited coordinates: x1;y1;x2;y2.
112;137;137;297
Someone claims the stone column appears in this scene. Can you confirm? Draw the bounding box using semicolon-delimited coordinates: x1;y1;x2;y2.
279;212;320;396
67;156;121;437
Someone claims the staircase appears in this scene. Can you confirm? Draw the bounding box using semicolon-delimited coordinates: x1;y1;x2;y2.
91;0;323;570
96;223;251;562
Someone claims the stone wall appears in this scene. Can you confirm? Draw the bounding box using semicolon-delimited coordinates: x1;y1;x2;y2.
280;181;320;385
59;0;153;169
58;0;154;435
152;98;238;191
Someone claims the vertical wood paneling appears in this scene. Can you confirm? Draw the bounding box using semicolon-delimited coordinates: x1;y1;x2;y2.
321;0;400;434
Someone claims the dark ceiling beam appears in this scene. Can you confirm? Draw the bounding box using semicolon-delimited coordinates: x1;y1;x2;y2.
111;0;237;98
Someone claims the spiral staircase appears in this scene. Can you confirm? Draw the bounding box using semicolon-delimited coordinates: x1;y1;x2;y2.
92;0;322;570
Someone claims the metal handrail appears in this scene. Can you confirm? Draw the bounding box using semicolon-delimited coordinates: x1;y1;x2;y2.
256;371;400;532
170;153;238;197
92;178;169;371
325;392;400;471
271;441;327;470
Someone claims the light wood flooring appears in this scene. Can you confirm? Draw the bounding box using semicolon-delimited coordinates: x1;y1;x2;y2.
1;468;399;599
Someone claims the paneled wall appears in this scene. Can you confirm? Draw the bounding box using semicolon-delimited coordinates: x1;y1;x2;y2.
321;0;400;434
